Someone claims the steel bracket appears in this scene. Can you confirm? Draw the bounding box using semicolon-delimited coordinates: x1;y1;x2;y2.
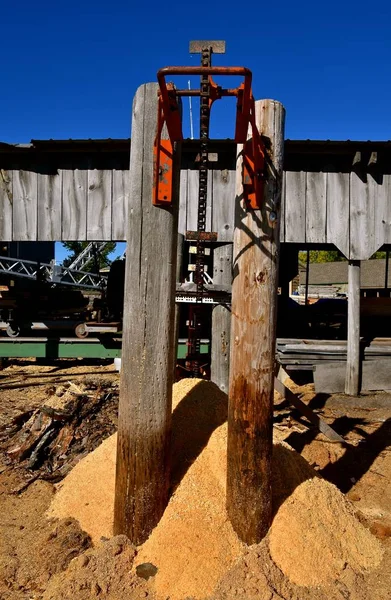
152;84;182;207
242;119;266;210
153;60;266;209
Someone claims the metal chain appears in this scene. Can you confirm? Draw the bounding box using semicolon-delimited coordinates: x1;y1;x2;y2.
191;47;211;375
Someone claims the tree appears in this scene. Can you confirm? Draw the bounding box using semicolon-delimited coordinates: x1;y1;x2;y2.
371;251;387;259
298;249;388;264
298;250;346;264
61;242;116;271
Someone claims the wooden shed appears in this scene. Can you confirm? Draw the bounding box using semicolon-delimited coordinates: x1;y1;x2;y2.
1;137;391;393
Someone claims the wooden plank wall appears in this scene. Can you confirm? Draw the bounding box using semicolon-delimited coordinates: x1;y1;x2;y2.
0;167;129;243
0;164;390;260
282;170;391;260
182;168;235;241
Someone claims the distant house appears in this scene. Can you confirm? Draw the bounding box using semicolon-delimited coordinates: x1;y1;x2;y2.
299;259;391;297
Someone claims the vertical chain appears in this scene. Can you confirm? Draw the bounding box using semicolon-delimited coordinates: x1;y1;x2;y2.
191;47;211;376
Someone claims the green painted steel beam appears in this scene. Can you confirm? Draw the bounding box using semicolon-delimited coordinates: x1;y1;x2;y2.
0;338;209;360
176;343;209;359
0;339;121;359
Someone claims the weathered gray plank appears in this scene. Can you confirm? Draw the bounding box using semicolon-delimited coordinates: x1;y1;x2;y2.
280;171;286;242
37;171;62;241
284;171;306;242
87;169;112;240
345;260;361;395
62;168;87;241
206;169;212;232
114;83;181;544
174;233;184;376
212;169;235;242
350;172;378;260
186;169;198;232
0;169;13;240
306;172;327;243
12;170;37;240
326;172;350;258
4;161;390;250
112;169;129;240
372;173;390;248
314;362;347;393
315;359;391;394
211;244;232;393
382;174;391;244
178;169;188;235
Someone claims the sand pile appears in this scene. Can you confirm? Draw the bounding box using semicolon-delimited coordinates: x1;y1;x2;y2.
47;379;384;600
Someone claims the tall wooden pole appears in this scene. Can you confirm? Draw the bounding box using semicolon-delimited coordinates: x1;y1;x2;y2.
174;233;185;374
345;260;361;396
305;250;310;304
211;243;233;393
227;99;285;544
114;83;181;544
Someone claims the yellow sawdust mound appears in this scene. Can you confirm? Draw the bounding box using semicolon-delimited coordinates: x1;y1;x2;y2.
48;433;115;543
269;477;384;587
48;379;384;600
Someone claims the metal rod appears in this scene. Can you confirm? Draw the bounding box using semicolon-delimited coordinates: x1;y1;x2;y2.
158;66;252;77
176;88;239;97
188;81;194;139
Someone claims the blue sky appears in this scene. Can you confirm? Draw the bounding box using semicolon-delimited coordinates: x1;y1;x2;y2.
2;0;391;262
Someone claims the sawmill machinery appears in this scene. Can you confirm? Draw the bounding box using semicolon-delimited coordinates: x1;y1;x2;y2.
0;242;109;290
153;40;266;376
0;242;124;338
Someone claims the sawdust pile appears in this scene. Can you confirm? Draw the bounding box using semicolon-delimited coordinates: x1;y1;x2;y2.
0;478;91;600
269;478;384;587
42;536;149;600
48;433;116;543
47;379;384;600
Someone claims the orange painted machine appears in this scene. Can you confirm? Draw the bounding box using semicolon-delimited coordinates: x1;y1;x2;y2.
153;41;266;376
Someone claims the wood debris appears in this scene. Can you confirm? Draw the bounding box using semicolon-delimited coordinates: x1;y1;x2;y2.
0;378;118;491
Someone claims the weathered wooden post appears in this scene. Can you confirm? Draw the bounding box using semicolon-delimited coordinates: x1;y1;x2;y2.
211;244;233;393
227;99;285;544
114;83;181;544
345;260;361;395
173;233;184;375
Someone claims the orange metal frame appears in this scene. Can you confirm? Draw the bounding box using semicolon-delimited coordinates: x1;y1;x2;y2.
153;66;266;210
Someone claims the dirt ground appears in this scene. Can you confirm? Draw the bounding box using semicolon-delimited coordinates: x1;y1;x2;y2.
0;359;390;599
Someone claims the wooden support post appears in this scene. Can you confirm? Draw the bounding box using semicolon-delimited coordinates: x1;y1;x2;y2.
211;244;233;393
174;233;185;372
345;260;361;396
305;250;310;305
114;83;181;544
227;99;285;544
